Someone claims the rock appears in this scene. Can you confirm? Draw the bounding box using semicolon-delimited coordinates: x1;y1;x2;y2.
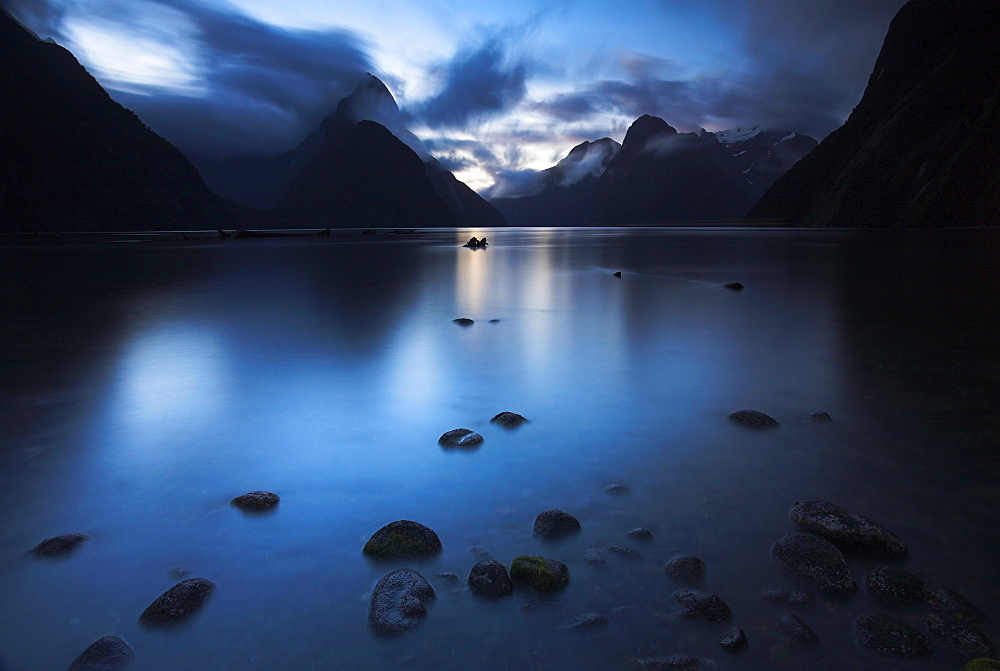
438;428;484;448
168;566;192;580
777;612;819;644
631;654;700;670
604;484;631;496
806;411;832;422
230;490;279;512
452;318;475;326
866;566;925;605
964;660;1000;671
68;635;134;671
626;527;654;542
613;271;622;278
488;319;501;323
368;569;435;636
664;554;705;584
789;500;907;558
761;589;813;605
490;411;528;428
727;409;779;427
32;533;89;557
517;600;562;618
468;560;513;599
510;555;569;591
673;590;731;622
929;589;984;622
566;612;609;630
771;532;857;594
362;520;442;559
532;509;581;538
432;572;458;581
723;282;743;291
139;578;216;626
605;543;641;560
719;626;748;652
855;613;933;657
582;549;607;569
925;612;996;659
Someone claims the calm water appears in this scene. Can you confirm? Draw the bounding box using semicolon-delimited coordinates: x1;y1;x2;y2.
1;227;998;670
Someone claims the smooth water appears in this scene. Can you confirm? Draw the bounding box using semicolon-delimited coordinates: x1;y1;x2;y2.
1;227;998;670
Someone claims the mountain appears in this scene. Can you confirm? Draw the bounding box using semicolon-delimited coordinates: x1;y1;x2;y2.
588;115;754;224
197;75;504;227
485;138;620;227
710;127;818;200
0;10;229;232
747;0;1000;228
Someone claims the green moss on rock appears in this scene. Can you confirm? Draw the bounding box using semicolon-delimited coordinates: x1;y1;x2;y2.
363;520;442;559
965;660;1000;671
511;555;569;591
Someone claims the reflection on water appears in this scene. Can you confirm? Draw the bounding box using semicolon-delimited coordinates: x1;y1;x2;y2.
0;228;998;670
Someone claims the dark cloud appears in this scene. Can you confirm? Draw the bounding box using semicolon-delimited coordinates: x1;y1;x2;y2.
414;35;528;129
5;0;374;158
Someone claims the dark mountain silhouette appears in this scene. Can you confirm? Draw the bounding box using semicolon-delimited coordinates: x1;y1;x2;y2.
710;127;818;200
588;115;754;224
747;0;1000;228
0;10;229;232
197;75;504;227
486;138;620;227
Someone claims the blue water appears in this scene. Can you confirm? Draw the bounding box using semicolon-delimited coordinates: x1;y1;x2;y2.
1;227;998;669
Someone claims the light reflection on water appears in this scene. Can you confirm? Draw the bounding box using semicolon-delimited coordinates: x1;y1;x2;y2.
0;227;998;670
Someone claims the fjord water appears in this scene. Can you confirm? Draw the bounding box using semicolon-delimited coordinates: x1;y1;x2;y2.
1;227;998;670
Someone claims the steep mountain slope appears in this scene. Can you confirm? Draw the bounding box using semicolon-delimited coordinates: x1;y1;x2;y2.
711;127;818;200
747;0;1000;228
0;11;228;231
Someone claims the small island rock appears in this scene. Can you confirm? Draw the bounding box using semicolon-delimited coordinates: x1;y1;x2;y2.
790;500;907;558
727;409;779;427
490;411;528;428
68;635;134;671
664;554;705;584
772;532;857;593
139;578;216;626
33;533;89;557
452;318;475;326
230;491;279;512
856;613;933;657
368;569;435;636
438;428;484;448
468;560;513;599
363;520;442;559
511;555;569;591
532;509;581;538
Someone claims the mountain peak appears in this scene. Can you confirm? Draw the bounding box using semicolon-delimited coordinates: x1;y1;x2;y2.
624;115;677;146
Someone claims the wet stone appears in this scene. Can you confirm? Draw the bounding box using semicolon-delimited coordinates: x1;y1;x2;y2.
789;500;907;559
452;318;474;326
761;589;814;605
727;409;779;427
566;612;609;630
723;282;744;291
673;590;731;622
32;533;89;557
532;509;581;538
771;532;857;594
777;612;819;644
930;589;985;622
490;411;528;428
468;560;513;599
925;612;996;659
510;555;569;592
139;578;216;627
368;569;435;636
856;613;933;658
362;520;442;559
605;543;641;560
664;554;705;584
438;428;484;448
866;566;925;605
582;549;607;569
626;527;654;542
806;411;833;422
230;490;279;512
68;635;134;671
604;484;632;496
631;654;700;670
719;626;748;652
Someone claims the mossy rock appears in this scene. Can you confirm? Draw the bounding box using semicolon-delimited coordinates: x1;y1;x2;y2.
965;660;1000;671
363;520;442;559
511;555;569;591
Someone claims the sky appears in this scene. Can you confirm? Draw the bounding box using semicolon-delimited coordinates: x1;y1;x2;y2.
4;0;907;191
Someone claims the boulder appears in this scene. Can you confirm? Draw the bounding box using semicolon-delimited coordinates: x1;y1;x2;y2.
32;533;89;557
630;654;700;670
673;590;731;622
452;318;475;326
490;411;528;428
139;578;216;626
771;532;857;593
368;569;435;636
230;491;279;512
468;560;513;599
929;588;984;622
510;555;569;591
626;528;654;542
582;549;607;569
68;635;134;670
532;509;581;538
664;554;705;584
727;409;779;427
566;612;609;630
777;612;819;644
856;613;932;657
866;566;925;605
722;282;744;291
605;543;641;560
438;428;484;448
789;500;907;558
363;520;442;559
925;612;996;659
719;626;748;652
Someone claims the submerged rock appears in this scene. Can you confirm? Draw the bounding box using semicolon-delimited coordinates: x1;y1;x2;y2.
673;590;731;622
664;554;705;584
856;613;932;657
777;612;820;644
771;532;857;594
368;569;435;636
230;490;279;512
438;428;484;448
363;520;442;559
866;566;925;605
517;600;563;618
719;626;748;652
626;527;654;542
566;612;609;630
468;560;513;599
722;282;744;291
925;612;996;659
68;635;134;671
929;588;985;622
613;271;622;278
583;549;607;569
510;555;569;591
32;533;89;557
490;411;528;428
532;509;581;538
432;572;458;582
761;589;813;605
604;483;632;496
790;500;907;558
806;411;833;422
631;654;700;670
605;543;641;560
139;578;216;626
727;409;779;427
